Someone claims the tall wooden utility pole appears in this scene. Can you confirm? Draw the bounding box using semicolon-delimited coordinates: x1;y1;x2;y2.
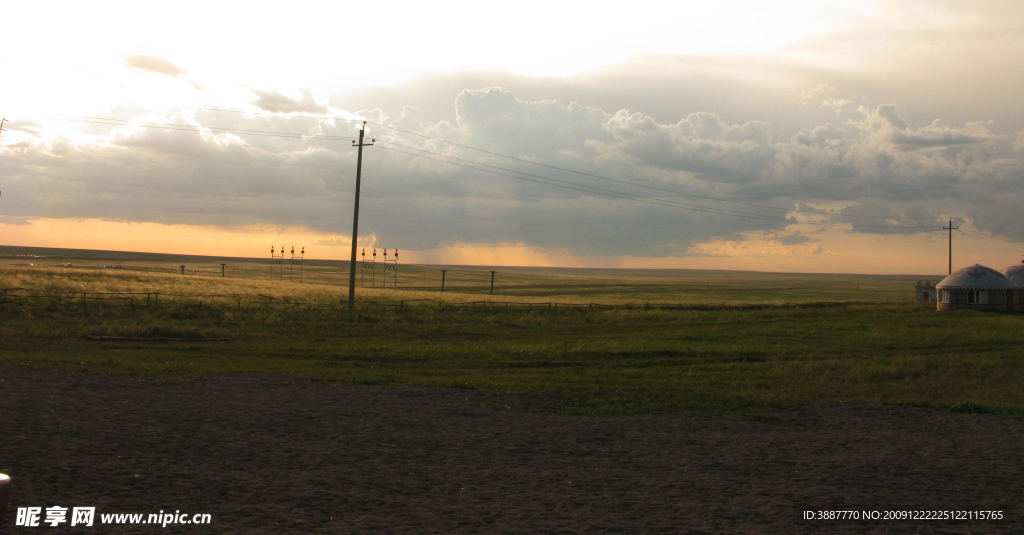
943;217;959;275
347;122;374;311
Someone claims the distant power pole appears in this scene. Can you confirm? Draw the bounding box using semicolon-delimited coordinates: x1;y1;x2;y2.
943;217;959;275
440;269;447;293
489;270;496;295
347;122;374;311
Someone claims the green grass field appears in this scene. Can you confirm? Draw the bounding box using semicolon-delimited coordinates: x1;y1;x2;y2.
3;245;1020;419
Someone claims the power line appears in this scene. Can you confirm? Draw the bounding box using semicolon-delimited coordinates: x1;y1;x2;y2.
142;103;932;223
960;227;1024;248
378;141;801;221
42;111;799;223
378;144;939;230
379;144;788;220
365;120;933;223
29;109;944;231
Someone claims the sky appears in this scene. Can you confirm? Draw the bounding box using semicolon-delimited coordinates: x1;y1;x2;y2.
1;0;1023;274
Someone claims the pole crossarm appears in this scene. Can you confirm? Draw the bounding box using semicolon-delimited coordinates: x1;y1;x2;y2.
347;122;375;311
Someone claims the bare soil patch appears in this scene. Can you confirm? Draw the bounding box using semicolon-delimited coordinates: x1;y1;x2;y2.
2;366;1020;533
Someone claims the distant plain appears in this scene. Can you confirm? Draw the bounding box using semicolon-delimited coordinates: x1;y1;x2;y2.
2;245;1020;419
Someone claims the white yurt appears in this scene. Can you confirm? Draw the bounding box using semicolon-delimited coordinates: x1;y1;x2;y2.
1002;264;1024;313
1003;264;1024;285
935;264;1019;312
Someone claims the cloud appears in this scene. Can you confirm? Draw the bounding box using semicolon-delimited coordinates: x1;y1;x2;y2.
873;104;908;130
126;55;187;78
249;88;331;115
126;55;201;89
4;87;1023;260
687;231;828;258
888;120;994;149
795;124;846;146
3;119;42;136
799;84;836;101
821;97;851;113
775;233;816;246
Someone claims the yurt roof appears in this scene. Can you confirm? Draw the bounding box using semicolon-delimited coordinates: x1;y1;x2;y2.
1003;264;1024;285
936;264;1018;290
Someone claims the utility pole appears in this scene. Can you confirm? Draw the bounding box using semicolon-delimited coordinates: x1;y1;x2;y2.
220;263;226;277
943;217;959;275
441;269;447;293
347;122;374;311
489;270;496;295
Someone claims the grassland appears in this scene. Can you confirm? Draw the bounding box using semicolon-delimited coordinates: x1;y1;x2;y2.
1;244;939;304
3;245;1021;419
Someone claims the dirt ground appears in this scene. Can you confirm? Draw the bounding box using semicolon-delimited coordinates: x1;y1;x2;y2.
1;366;1020;534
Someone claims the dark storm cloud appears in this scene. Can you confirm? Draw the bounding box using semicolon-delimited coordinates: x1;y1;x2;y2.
4;85;1024;256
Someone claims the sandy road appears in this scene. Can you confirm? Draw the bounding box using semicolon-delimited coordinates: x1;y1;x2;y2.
2;366;1020;533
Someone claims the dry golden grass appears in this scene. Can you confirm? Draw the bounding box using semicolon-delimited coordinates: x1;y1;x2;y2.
0;267;597;306
1;244;943;306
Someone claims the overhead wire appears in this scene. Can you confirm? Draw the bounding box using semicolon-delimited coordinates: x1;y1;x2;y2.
364;120;936;223
377;140;940;229
378;144;801;223
139;103;935;223
377;141;802;221
32;109;946;231
378;143;940;229
959;227;1024;249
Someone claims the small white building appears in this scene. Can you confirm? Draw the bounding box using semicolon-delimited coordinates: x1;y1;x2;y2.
936;264;1019;312
915;281;937;302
